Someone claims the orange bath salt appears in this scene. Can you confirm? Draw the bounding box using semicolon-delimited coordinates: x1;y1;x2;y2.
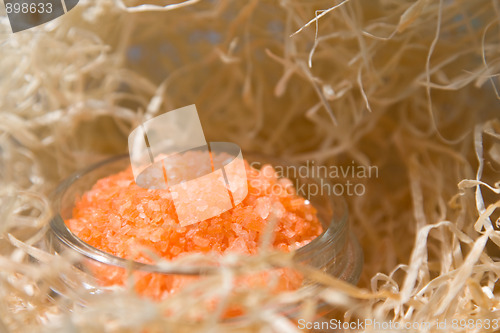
66;156;323;300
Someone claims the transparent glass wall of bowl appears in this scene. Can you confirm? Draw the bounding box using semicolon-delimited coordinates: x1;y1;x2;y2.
48;153;363;298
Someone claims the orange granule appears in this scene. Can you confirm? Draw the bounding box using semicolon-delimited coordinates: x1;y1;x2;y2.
66;157;323;300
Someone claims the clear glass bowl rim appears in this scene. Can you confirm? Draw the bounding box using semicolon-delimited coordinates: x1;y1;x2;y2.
49;153;359;278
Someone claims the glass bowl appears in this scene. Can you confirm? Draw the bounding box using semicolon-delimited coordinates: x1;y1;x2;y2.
47;153;363;311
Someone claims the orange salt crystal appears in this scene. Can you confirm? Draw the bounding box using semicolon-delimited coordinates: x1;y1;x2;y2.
66;155;323;300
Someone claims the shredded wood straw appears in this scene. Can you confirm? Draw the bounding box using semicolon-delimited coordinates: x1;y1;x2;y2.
0;0;499;331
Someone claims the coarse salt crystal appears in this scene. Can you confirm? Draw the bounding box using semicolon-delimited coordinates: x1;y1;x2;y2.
254;197;271;219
